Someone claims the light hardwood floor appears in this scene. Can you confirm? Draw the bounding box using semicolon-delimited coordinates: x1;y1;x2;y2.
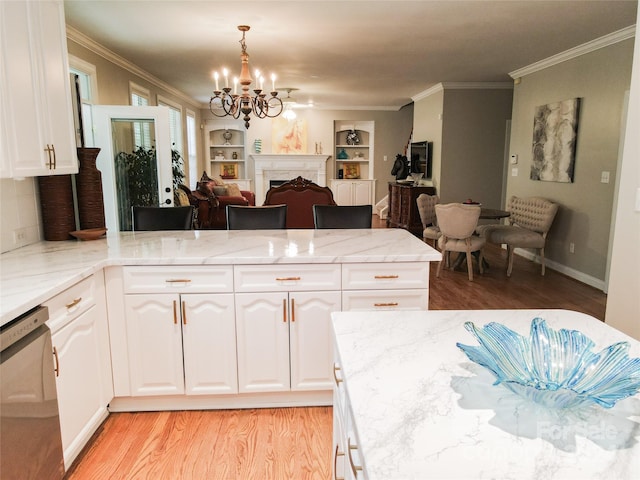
67;219;607;479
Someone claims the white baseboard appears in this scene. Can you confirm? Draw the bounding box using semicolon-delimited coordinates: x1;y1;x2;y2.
513;248;605;291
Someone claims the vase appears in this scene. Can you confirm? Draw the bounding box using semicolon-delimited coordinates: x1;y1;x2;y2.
75;147;105;230
38;175;76;241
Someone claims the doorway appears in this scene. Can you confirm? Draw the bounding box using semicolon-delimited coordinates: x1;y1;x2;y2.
93;106;172;231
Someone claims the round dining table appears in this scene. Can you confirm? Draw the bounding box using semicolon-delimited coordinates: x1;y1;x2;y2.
479;208;510;220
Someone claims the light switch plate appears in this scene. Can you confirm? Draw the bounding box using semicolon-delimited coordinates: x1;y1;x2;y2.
511;168;518;177
601;171;610;183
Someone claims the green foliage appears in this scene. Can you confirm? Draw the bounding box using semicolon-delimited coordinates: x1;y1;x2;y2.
171;146;185;190
115;146;159;210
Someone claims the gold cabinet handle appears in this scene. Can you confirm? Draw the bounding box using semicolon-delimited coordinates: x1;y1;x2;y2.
173;300;178;324
181;300;187;325
348;438;363;477
51;144;56;169
283;298;287;323
275;276;301;281
373;302;399;307
291;298;295;322
374;274;399;279
65;297;82;309
333;363;343;385
44;144;53;169
53;346;60;377
334;444;345;480
165;279;192;284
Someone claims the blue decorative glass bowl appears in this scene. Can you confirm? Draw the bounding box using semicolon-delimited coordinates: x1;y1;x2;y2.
456;318;640;409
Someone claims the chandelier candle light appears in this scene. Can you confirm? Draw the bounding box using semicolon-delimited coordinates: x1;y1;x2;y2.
210;25;283;129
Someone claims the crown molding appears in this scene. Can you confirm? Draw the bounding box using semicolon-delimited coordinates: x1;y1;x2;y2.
412;81;513;102
66;25;202;109
510;24;636;79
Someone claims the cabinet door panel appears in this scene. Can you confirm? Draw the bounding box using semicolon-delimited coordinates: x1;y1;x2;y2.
52;307;105;466
352;181;372;205
182;294;237;395
235;292;290;393
124;294;185;396
289;291;341;391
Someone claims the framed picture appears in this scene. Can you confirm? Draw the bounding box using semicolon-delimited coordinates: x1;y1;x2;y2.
530;97;581;183
220;163;237;179
343;162;360;179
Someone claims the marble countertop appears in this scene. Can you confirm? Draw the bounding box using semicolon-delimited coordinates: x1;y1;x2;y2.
332;309;640;480
0;229;440;326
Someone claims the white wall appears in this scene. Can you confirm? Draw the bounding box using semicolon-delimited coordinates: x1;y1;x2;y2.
0;178;42;252
605;9;640;339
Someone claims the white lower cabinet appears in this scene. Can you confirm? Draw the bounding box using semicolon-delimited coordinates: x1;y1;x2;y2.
124;293;237;396
46;274;112;470
330;180;375;206
333;358;364;480
235;291;341;393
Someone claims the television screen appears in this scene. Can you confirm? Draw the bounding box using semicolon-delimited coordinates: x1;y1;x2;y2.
410;141;432;179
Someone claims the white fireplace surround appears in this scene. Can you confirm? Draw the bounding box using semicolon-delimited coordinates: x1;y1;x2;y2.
250;154;331;205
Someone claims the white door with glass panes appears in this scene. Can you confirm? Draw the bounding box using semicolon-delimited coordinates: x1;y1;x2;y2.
93;106;172;231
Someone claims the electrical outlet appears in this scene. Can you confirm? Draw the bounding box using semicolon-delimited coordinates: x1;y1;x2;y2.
511;168;518;177
569;242;575;254
510;154;518;165
600;171;610;184
13;228;27;245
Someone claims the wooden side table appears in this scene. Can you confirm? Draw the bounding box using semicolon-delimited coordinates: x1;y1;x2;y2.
387;182;436;236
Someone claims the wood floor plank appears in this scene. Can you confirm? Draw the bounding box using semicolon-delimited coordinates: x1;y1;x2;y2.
66;407;333;480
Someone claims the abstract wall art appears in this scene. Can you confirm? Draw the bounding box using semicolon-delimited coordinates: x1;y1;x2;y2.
530;98;581;183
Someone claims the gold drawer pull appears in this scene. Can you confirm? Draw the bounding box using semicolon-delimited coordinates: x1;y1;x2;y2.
374;302;399;307
291;298;295;322
333;364;343;385
65;297;82;309
348;438;363;477
173;300;178;324
283;299;287;323
165;279;192;283
334;444;345;480
53;347;60;377
275;276;301;281
374;274;399;279
182;300;187;325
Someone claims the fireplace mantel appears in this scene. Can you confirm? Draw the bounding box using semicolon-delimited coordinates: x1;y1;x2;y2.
250;154;330;205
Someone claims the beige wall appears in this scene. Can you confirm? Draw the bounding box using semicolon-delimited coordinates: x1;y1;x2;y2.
507;39;634;283
413;91;444;193
412;87;513;205
441;89;513;206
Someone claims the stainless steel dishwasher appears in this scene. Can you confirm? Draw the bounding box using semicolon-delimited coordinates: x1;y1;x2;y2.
0;306;65;480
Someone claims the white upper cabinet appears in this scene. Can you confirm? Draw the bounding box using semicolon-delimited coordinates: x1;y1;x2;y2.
0;0;78;178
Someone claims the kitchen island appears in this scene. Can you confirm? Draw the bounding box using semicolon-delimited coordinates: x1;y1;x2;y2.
331;309;640;480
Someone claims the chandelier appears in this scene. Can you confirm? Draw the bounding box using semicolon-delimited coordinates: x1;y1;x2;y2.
209;25;283;129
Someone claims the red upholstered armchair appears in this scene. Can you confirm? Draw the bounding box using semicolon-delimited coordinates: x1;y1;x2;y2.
185;172;255;229
263;176;336;228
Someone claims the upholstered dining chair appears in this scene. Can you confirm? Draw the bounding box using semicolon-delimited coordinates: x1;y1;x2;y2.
435;203;485;281
131;206;194;231
476;196;558;277
313;204;373;229
226;204;287;230
416;193;441;248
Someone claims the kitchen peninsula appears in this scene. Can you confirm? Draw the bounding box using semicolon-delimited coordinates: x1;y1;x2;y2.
1;229;440;326
1;229;440;470
331;309;640;480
